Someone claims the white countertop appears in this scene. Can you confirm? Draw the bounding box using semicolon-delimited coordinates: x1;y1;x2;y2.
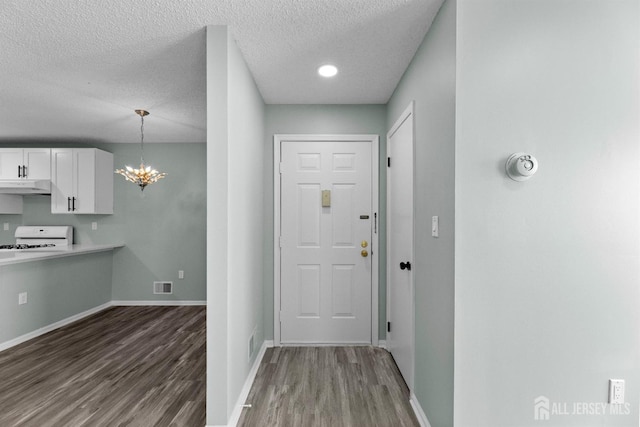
0;243;124;266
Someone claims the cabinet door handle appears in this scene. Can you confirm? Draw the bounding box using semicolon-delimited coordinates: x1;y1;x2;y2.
72;197;76;211
67;197;71;212
17;165;21;178
22;165;26;178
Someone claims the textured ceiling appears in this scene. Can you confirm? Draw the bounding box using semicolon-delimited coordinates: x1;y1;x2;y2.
0;0;444;143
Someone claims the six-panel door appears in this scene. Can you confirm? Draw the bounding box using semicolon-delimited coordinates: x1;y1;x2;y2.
280;140;372;344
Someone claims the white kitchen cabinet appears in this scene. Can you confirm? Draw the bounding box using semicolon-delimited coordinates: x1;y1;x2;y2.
0;148;51;180
51;148;113;214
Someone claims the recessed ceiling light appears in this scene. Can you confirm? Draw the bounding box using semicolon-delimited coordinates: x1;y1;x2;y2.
318;64;338;78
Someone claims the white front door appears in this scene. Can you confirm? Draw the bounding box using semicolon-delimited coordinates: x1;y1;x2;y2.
387;103;415;389
277;136;376;344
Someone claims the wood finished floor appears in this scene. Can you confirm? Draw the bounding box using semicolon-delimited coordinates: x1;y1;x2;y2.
237;346;420;427
0;306;205;427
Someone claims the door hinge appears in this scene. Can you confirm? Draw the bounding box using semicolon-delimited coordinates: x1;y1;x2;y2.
387;157;391;167
387;321;391;333
279;162;283;174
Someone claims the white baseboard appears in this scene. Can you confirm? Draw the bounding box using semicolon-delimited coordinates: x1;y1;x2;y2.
378;339;387;349
0;301;113;352
111;300;207;306
227;339;272;427
410;392;432;427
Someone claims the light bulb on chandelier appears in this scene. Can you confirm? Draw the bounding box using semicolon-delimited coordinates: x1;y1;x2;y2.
115;109;167;191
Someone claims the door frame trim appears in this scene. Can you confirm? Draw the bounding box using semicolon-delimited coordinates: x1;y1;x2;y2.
386;102;416;389
273;134;379;347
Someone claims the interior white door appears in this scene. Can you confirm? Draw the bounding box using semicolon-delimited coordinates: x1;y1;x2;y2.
280;139;373;344
387;104;415;389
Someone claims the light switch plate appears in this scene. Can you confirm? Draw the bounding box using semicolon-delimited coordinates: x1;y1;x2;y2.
431;216;439;237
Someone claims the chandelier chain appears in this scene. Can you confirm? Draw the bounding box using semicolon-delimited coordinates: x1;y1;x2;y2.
140;114;145;164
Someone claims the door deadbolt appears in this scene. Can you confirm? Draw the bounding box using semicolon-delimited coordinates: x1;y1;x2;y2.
361;240;368;248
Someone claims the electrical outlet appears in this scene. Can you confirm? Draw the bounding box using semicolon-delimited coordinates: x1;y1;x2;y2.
609;379;625;404
91;222;97;230
3;223;9;231
178;270;184;279
18;292;27;305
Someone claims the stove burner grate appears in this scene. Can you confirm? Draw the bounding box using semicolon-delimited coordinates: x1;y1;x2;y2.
0;243;57;250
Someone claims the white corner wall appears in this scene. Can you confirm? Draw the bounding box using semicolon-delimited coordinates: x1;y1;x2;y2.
226;23;266;421
206;25;229;426
206;25;266;426
455;1;640;426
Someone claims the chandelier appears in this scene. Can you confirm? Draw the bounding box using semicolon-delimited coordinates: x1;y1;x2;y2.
115;109;167;191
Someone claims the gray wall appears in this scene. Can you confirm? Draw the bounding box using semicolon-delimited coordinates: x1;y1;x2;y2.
0;142;207;302
386;0;456;425
0;252;113;344
108;143;206;301
206;25;266;425
263;104;388;340
455;0;639;425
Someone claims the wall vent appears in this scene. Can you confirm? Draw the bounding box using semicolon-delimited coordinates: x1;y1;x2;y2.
153;281;173;294
248;329;256;362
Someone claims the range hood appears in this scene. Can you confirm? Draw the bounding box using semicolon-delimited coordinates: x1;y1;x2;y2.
0;179;51;194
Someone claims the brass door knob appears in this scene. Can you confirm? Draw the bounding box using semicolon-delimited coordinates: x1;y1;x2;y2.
361;240;368;248
361;249;368;257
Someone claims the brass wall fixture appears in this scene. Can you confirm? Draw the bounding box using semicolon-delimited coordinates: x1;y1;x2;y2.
321;190;331;207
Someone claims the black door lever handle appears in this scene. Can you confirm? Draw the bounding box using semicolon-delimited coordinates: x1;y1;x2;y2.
400;261;412;271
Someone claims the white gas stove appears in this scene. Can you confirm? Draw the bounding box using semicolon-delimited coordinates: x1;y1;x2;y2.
0;226;73;251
